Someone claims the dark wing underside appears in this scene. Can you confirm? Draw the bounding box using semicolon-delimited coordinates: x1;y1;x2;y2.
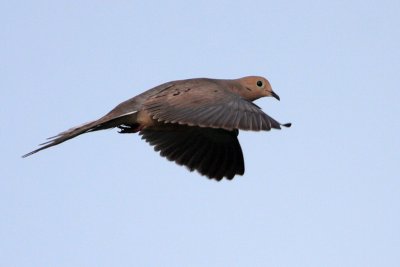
143;80;286;131
140;124;244;180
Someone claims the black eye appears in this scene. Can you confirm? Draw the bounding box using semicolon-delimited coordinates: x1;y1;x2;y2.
256;80;263;87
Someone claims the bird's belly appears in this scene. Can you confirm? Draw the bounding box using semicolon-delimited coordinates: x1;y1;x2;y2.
136;110;158;128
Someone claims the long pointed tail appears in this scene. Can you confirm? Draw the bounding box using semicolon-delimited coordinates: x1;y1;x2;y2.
22;120;104;157
22;111;137;158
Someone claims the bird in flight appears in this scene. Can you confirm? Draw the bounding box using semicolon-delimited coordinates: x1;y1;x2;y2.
23;76;291;181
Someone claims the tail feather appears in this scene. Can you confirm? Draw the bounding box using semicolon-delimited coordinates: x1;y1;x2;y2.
22;120;102;158
22;111;138;158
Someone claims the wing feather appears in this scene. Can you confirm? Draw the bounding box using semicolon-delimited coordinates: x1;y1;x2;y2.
140;124;244;180
143;81;286;131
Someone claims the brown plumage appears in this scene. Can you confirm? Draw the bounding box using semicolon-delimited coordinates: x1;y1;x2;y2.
23;76;291;181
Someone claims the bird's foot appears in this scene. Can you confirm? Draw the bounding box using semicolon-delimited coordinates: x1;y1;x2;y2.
118;124;142;134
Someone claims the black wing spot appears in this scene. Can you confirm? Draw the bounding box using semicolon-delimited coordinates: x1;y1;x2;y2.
154;94;166;98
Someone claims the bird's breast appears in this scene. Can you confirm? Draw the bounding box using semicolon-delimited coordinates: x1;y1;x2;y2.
136;110;159;128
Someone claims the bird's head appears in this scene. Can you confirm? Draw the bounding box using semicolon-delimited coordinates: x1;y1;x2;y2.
237;76;280;101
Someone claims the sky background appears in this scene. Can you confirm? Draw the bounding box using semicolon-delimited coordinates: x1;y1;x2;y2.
1;0;399;266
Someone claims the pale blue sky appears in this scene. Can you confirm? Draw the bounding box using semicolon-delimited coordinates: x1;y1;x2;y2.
1;0;399;266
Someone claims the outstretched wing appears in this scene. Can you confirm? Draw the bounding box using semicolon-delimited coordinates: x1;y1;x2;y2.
140;124;244;181
143;80;287;131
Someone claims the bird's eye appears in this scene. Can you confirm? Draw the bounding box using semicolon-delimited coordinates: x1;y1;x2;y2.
256;80;264;88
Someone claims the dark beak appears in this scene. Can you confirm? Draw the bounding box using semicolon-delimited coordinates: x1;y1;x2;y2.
271;90;280;101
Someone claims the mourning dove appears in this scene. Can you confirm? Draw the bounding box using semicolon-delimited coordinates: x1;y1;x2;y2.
23;76;291;180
